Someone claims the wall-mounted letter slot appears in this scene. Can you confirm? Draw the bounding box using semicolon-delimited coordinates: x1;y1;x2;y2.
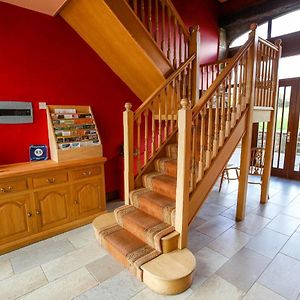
0;101;33;124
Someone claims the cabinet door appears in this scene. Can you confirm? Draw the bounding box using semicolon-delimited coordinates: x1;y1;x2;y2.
73;179;105;219
35;187;71;232
0;195;34;246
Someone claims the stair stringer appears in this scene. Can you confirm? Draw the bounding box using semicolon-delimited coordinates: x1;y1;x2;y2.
188;108;248;224
60;0;167;101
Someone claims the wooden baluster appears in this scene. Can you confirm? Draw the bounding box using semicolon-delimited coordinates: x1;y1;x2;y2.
191;118;197;190
262;44;268;106
179;27;182;65
188;62;192;105
151;102;156;156
255;42;262;106
144;109;149;165
155;0;159;42
173;17;178;68
182;68;187;99
201;66;204;92
261;44;267;106
241;55;247;111
226;71;232;137
158;94;162;147
167;7;171;61
141;0;145;25
219;80;226;147
198;110;205;180
231;65;238;128
170;80;175;132
267;48;273;107
206;98;213;167
212;89;219;158
164;86;169;139
237;59;243;117
148;0;152;34
137;115;142;174
175;99;192;249
133;0;138;14
206;65;209;90
161;1;166;54
123;103;134;204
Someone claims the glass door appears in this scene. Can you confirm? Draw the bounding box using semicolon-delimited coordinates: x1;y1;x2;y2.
272;78;300;179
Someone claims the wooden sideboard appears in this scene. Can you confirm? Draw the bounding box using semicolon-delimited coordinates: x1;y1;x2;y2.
0;157;106;254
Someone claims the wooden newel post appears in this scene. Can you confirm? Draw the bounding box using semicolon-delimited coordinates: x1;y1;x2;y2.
175;99;192;249
260;39;282;204
236;24;258;221
189;26;200;107
123;102;134;205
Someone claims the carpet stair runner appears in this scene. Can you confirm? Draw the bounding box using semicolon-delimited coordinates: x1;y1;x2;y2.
93;142;195;294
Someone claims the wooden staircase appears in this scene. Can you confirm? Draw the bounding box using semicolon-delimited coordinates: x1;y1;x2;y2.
87;2;282;295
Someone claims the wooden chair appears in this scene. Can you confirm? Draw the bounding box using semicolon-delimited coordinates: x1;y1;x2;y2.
219;147;265;192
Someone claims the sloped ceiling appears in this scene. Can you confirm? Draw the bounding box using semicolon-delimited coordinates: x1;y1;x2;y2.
0;0;69;15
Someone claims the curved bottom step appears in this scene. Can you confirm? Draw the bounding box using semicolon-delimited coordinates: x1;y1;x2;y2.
141;248;196;295
92;213;196;295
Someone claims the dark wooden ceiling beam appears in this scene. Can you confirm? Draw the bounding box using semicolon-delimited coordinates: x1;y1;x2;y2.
221;0;300;43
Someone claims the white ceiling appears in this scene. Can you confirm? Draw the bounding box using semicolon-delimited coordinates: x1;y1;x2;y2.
0;0;69;16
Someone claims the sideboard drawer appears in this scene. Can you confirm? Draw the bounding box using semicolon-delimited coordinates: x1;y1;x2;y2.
32;172;68;188
70;165;102;181
0;178;28;196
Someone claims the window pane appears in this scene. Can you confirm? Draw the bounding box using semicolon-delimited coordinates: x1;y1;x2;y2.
229;23;268;48
278;55;300;79
271;9;300;37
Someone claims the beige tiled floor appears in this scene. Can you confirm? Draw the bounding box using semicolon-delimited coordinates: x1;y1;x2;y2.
1;177;300;300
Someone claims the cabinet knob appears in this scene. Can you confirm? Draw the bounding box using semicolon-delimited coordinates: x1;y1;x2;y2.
0;188;5;193
82;171;92;176
27;212;32;218
74;200;79;205
36;210;41;215
0;187;13;193
46;178;56;184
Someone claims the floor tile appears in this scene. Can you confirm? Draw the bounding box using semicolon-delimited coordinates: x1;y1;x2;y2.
0;260;13;281
221;204;257;221
20;268;97;300
217;248;271;292
253;202;284;219
235;214;270;235
267;214;300;236
0;267;47;300
208;228;251;258
259;253;300;300
283;202;300;219
131;287;192;300
75;270;144;300
11;239;75;274
245;228;289;259
42;241;106;281
86;255;124;283
192;247;228;288
188;229;213;254
243;282;287;300
197;203;228;219
187;274;244;300
68;226;96;249
189;216;207;230
195;215;235;238
281;232;300;261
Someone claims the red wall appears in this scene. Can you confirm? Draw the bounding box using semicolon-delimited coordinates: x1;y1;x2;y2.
0;2;140;195
172;0;220;64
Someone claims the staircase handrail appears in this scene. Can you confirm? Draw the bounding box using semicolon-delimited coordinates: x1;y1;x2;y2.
135;53;196;119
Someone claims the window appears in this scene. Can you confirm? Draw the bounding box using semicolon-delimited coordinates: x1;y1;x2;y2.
229;23;268;48
271;9;300;38
278;55;300;79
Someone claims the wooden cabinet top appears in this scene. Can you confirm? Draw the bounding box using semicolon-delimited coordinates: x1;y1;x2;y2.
0;157;107;179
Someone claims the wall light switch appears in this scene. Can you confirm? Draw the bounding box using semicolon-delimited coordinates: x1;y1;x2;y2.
39;102;47;110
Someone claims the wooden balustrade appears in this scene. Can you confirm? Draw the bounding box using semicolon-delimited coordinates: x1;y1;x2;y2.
199;59;230;94
254;38;280;108
123;54;196;194
126;0;190;69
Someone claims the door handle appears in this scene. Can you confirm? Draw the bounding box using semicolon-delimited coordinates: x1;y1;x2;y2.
287;131;291;143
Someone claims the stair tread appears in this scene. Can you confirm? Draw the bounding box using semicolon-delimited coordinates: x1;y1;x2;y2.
143;172;177;200
93;212;160;281
155;157;177;177
130;188;175;226
115;205;174;252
